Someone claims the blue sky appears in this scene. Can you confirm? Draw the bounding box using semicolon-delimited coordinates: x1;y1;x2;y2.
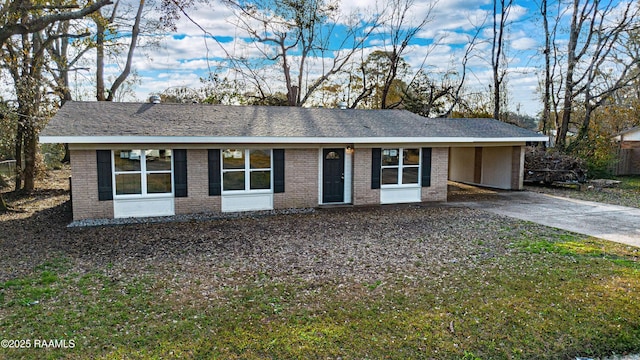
105;0;547;115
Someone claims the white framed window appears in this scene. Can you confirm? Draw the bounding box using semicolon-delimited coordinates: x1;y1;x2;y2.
113;149;173;197
221;149;272;192
381;148;420;186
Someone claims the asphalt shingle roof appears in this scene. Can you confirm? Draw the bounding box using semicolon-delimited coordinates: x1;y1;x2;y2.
41;101;546;141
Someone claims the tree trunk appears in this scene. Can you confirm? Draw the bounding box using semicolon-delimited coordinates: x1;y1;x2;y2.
22;124;37;191
106;0;144;101
381;53;399;110
14;121;23;192
556;0;580;150
96;20;106;101
576;103;594;145
491;0;512;121
541;0;551;138
0;193;7;212
492;0;500;120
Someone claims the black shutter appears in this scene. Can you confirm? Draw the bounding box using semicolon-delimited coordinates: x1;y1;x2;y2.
371;148;381;189
273;149;285;193
96;150;113;201
421;147;432;187
208;149;221;196
173;149;188;197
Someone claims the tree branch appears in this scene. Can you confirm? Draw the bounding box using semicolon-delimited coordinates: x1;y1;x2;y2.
0;0;113;46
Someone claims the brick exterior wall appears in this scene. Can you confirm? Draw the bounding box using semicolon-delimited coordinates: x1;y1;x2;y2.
511;145;524;190
352;148;380;205
421;147;449;202
174;149;220;214
69;145;459;220
70;149;113;220
273;149;319;209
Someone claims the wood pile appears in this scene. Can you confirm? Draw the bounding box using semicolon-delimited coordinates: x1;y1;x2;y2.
524;146;587;184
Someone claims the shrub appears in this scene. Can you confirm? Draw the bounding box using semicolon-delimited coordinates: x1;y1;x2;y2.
568;134;617;179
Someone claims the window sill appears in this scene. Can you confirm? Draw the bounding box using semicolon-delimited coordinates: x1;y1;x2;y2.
114;193;174;200
221;190;273;195
380;184;421;189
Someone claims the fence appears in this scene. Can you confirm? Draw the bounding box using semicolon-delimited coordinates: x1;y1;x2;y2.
611;144;640;176
0;160;16;179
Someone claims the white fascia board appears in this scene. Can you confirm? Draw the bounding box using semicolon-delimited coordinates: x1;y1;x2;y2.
40;135;549;144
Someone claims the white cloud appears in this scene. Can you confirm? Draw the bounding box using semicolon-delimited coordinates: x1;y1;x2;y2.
511;37;538;51
104;0;545;115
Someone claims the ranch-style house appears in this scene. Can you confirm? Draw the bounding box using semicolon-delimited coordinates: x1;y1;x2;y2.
39;101;547;221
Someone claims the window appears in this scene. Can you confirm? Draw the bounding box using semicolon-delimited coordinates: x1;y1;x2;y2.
325;151;341;160
222;149;272;192
381;148;420;186
113;149;172;196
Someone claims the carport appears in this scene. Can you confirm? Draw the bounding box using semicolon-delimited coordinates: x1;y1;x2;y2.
449;145;524;190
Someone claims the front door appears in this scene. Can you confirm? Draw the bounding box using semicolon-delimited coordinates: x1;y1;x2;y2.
322;148;345;203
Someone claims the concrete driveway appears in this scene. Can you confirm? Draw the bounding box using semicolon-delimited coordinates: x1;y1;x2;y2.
447;189;640;247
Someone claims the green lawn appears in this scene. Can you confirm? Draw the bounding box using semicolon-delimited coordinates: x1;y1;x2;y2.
1;234;639;359
618;175;640;190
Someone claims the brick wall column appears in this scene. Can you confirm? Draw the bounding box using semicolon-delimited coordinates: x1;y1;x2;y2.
273;148;319;209
352;148;380;205
174;149;220;214
70;149;113;220
421;147;449;202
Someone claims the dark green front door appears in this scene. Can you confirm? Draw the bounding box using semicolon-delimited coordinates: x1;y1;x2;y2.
322;148;345;203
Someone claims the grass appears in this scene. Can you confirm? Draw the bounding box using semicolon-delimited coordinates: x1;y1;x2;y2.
1;232;639;359
526;175;640;208
618;175;640;190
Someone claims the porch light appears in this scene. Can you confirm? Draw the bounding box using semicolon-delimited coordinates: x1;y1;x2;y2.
346;146;354;154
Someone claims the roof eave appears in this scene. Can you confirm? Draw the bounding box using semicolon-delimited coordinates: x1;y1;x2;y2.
39;135;549;144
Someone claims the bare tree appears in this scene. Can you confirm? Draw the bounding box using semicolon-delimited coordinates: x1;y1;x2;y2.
4;28;58;192
540;0;552;136
46;21;90;104
536;0;567;139
491;0;514;120
45;20;93;162
341;3;480;115
440;25;483;118
376;0;437;109
94;0;146;101
0;0;110;209
572;3;640;145
47;0;181;104
222;0;383;106
556;0;640;149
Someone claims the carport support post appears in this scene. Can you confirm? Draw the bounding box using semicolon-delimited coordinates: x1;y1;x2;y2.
511;146;525;190
474;147;482;184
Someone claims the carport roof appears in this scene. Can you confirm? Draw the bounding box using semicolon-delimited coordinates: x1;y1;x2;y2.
40;101;547;144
